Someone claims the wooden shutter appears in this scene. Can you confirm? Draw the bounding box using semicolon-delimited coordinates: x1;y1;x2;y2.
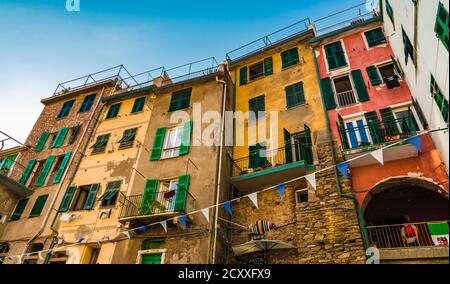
150;128;166;161
366;66;382;86
10;199;29;221
337;114;350;150
249;145;259;169
35;132;50;152
380;107;400;136
35;156;56;187
390;55;404;78
239;66;248;85
320;77;336;109
106;103;121;119
179;120;193;156
19;159;36;185
83;184;100;210
285;82;305;108
264;57;273;76
52;151;72;184
435;2;449;51
351;70;370;102
284;129;293;164
55;128;69;148
58;186;77;212
141;179;158;211
175;175;190;212
365;111;384;144
302;124;314;165
29;195;49;217
132;98;145;113
326;42;346;70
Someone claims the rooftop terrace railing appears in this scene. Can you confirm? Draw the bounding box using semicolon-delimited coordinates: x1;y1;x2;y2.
160;57;220;86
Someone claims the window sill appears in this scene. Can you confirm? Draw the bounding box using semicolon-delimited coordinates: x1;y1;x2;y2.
130;110;144;115
286;102;307;111
281;62;300;71
168;107;191;113
328;65;349;73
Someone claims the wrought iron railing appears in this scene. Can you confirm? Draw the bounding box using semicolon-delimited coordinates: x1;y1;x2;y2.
119;190;195;219
338;117;418;150
367;221;449;249
336;90;358;107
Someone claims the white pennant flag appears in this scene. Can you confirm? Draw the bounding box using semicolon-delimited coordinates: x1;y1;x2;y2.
305;173;317;191
121;231;131;239
17;254;24;264
248;192;258;208
38;251;47;261
160;221;168;232
371;148;384;165
201;208;210;223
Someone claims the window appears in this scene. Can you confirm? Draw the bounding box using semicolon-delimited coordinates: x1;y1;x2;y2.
118;128;137;149
50;128;69;148
394;109;420;133
435;2;449;51
291;127;314;165
34;157;56;187
69;125;81;145
344;118;371;149
333;75;358;107
69;184;100;211
281;48;300;69
402;27;415;65
162;127;183;159
285;82;305;108
145;179;179;212
99;181;121;206
366;63;400;88
169;88;191;112
365;28;386;48
248;95;266;118
295;189;309;204
48;155;64;183
132;97;146;114
106;103;121;119
52;151;71;184
431;74;449;123
88;248;100;264
91;134;110;154
249;143;268;169
29;195;49;218
78;94;97;113
57;100;75;119
249;62;264;81
386;0;394;27
325;41;347;70
0;154;17;175
10;199;28;221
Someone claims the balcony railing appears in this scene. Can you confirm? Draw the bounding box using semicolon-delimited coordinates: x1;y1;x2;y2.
231;144;312;177
336;90;358;108
338;117;418;151
367;221;449;249
119;189;195;220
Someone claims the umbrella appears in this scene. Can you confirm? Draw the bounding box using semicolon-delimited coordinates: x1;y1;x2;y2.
232;239;296;256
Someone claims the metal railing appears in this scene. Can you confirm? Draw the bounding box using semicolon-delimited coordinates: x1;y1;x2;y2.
367;221;449;249
160;57;219;86
338;117;418;150
119;190;195;219
226;19;311;62
336;90;358;107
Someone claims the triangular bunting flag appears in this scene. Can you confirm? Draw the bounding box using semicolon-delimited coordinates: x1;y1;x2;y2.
160;220;168;232
337;162;349;178
276;184;286;200
38;251;46;260
179;215;187;230
76;238;85;244
138;226;149;234
201;208;210;223
371;148;384;165
223;201;233;216
305;173;317;191
121;231;131;239
407;135;422;152
17;255;23;264
248;192;258;208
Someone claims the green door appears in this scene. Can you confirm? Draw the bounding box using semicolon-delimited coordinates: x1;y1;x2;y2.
141;254;162;264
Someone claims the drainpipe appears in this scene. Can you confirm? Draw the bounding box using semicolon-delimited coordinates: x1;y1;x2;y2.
312;47;370;250
209;71;228;264
25;86;108;262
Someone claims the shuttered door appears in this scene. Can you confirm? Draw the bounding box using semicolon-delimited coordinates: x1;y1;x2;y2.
337;114;350;149
380;107;400;136
284;129;293;164
365;111;384;144
35;156;56;187
150;128;166;161
175;175;190;212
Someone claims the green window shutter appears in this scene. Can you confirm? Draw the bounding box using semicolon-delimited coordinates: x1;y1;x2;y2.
386;0;394;26
132;98;146;113
365;28;386;48
284;129;293;164
35;156;56;187
402;27;415;65
0;154;17;172
52;151;72;184
10;199;29;221
19;159;36;185
29;195;49;217
106;103;121;119
169;89;191;112
263;57;273;76
175;175;190;212
390;55;404;78
150;128;166;161
431;74;449;123
365;111;384;144
83;184;100;210
35;132;50;152
325;42;347;70
366;66;382;86
351;69;370;102
285;82;305;108
281;48;300;69
239;67;248;85
249;95;266;113
301;124;314;165
320;77;336;109
380;107;400;136
78;94;97;113
53;128;69;148
435;2;449;51
57;100;75;119
337;114;350;149
58;186;77;212
141;179;158;210
179;120;193;156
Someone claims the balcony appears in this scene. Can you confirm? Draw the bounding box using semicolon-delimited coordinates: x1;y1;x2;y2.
0;160;33;198
338;117;420;167
336;90;358;108
230;146;308;192
118;190;195;227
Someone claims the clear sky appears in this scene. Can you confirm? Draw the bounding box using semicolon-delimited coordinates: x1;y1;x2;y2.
0;0;365;147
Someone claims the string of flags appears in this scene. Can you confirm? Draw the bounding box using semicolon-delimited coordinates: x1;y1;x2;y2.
0;130;433;263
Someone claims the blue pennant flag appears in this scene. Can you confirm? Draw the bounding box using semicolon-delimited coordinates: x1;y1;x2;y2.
179;215;187;229
337;162;349;178
76;238;85;244
223;201;233;216
138;226;149;234
407;135;422;152
276;184;286;200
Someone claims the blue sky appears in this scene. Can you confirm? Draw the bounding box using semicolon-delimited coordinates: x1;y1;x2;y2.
0;0;364;146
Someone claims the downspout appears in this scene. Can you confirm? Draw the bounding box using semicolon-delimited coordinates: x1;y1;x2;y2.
209;72;227;264
38;86;109;263
312;47;370;250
